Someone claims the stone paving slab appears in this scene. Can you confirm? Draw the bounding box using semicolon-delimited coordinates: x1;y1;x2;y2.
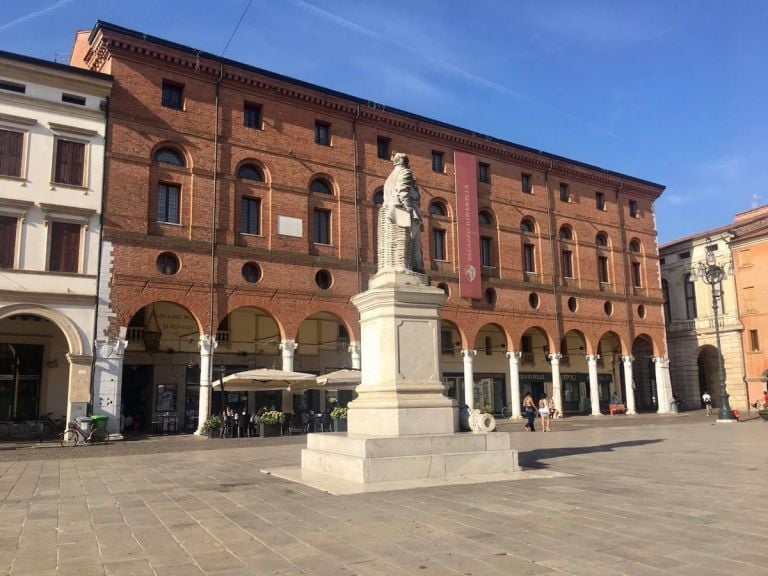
0;415;765;575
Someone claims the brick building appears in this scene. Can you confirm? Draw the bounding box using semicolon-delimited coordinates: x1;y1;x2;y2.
0;50;111;428
70;22;668;434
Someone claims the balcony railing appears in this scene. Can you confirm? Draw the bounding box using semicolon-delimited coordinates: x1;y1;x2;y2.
667;312;741;333
521;352;535;365
126;327;144;341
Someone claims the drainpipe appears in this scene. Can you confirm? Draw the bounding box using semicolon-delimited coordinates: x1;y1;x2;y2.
90;94;110;412
352;103;361;292
208;65;223;380
544;161;562;355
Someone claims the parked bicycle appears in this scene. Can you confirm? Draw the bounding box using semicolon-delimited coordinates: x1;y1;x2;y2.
59;420;109;446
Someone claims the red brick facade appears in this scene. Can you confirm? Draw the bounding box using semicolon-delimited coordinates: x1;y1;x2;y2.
72;23;667;419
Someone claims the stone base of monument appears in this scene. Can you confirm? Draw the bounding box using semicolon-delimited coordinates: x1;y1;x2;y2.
264;270;534;494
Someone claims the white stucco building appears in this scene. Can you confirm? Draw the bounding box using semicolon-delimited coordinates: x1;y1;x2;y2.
0;50;112;428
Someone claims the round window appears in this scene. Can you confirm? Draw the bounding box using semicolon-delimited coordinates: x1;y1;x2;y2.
242;262;262;284
315;269;332;290
528;292;539;309
567;297;577;312
156;252;179;276
604;301;613;316
638;304;646;319
484;288;497;305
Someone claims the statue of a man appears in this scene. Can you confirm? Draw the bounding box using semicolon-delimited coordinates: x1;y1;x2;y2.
378;153;424;273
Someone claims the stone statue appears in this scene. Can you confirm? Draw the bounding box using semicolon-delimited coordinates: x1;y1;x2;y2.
378;153;424;273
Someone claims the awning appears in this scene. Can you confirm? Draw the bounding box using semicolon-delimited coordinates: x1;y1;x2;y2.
316;368;361;389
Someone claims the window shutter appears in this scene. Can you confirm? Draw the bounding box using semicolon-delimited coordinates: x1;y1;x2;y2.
0;130;23;177
0;216;16;268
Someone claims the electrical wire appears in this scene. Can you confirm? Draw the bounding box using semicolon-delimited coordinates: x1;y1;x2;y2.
221;0;254;57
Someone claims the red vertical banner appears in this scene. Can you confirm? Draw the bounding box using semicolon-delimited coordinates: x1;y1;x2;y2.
454;151;482;299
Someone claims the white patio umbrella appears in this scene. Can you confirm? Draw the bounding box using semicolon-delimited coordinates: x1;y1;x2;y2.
213;368;316;391
315;368;361;390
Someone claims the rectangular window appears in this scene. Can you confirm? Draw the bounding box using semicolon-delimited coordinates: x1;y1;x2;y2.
441;329;455;355
161;81;184;110
744;286;756;311
679;251;690;260
521;173;532;194
433;228;446;260
432;151;444;173
377;137;390;160
524;243;535;273
559;183;570;202
659;257;666;265
0;215;17;268
157;183;181;224
0;80;25;94
53;139;85;186
480;236;492;267
521;335;533;353
596;191;605;210
685;277;697;319
478;162;490;183
629;200;639;218
61;93;86;106
48;222;80;273
313;209;330;244
562;250;573;278
0;129;23;178
315;121;330;145
240;197;261;235
632;262;642;287
750;329;760;352
244;103;262;129
739;249;751;266
598;256;609;283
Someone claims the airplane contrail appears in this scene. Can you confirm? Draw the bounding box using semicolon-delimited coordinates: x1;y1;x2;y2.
0;0;76;32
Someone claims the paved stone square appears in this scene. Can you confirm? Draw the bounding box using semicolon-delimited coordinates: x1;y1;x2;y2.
0;414;766;575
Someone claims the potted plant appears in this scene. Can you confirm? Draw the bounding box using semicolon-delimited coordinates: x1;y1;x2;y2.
330;406;348;432
259;411;285;437
200;415;222;438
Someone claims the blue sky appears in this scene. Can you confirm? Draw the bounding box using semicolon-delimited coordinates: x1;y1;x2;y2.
2;0;766;244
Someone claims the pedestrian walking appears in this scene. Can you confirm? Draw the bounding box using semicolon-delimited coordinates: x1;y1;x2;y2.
702;391;712;416
539;393;551;432
522;392;536;431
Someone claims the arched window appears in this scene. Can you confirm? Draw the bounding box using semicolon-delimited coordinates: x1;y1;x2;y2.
520;218;535;234
478;210;493;225
629;239;641;253
559;226;573;241
429;201;447;217
237;164;264;182
373;189;384;205
596;232;608;247
310;178;333;195
154;147;185;167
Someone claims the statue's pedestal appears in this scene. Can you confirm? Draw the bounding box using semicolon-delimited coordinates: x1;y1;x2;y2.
292;271;519;490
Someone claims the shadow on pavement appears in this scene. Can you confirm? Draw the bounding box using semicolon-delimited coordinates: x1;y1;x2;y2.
519;438;664;469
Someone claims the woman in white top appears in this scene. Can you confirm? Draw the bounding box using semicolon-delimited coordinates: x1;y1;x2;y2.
538;393;551;432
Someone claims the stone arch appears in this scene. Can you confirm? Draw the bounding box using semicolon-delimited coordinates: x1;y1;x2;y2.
632;334;657;412
0;303;88;357
472;322;509;356
235;158;270;184
308;173;337;195
219;305;283;356
150;141;191;169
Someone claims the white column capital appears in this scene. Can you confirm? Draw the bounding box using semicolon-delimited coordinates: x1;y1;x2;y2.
621;355;635;364
348;341;361;370
653;356;669;367
462;349;477;360
199;334;217;355
548;353;562;365
506;350;522;362
280;340;299;353
96;338;128;360
586;354;600;363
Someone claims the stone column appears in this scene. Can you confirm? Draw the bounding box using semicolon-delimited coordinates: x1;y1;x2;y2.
586;354;601;415
65;353;94;426
92;336;128;436
622;356;636;414
280;340;298;414
506;351;522;419
654;356;672;414
349;341;361;370
462;349;477;409
195;335;217;435
549;353;563;417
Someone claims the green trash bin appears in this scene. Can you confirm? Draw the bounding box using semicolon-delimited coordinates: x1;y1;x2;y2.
90;415;108;430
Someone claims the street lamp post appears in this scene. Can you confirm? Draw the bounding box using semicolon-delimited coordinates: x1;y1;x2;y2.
695;251;735;421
